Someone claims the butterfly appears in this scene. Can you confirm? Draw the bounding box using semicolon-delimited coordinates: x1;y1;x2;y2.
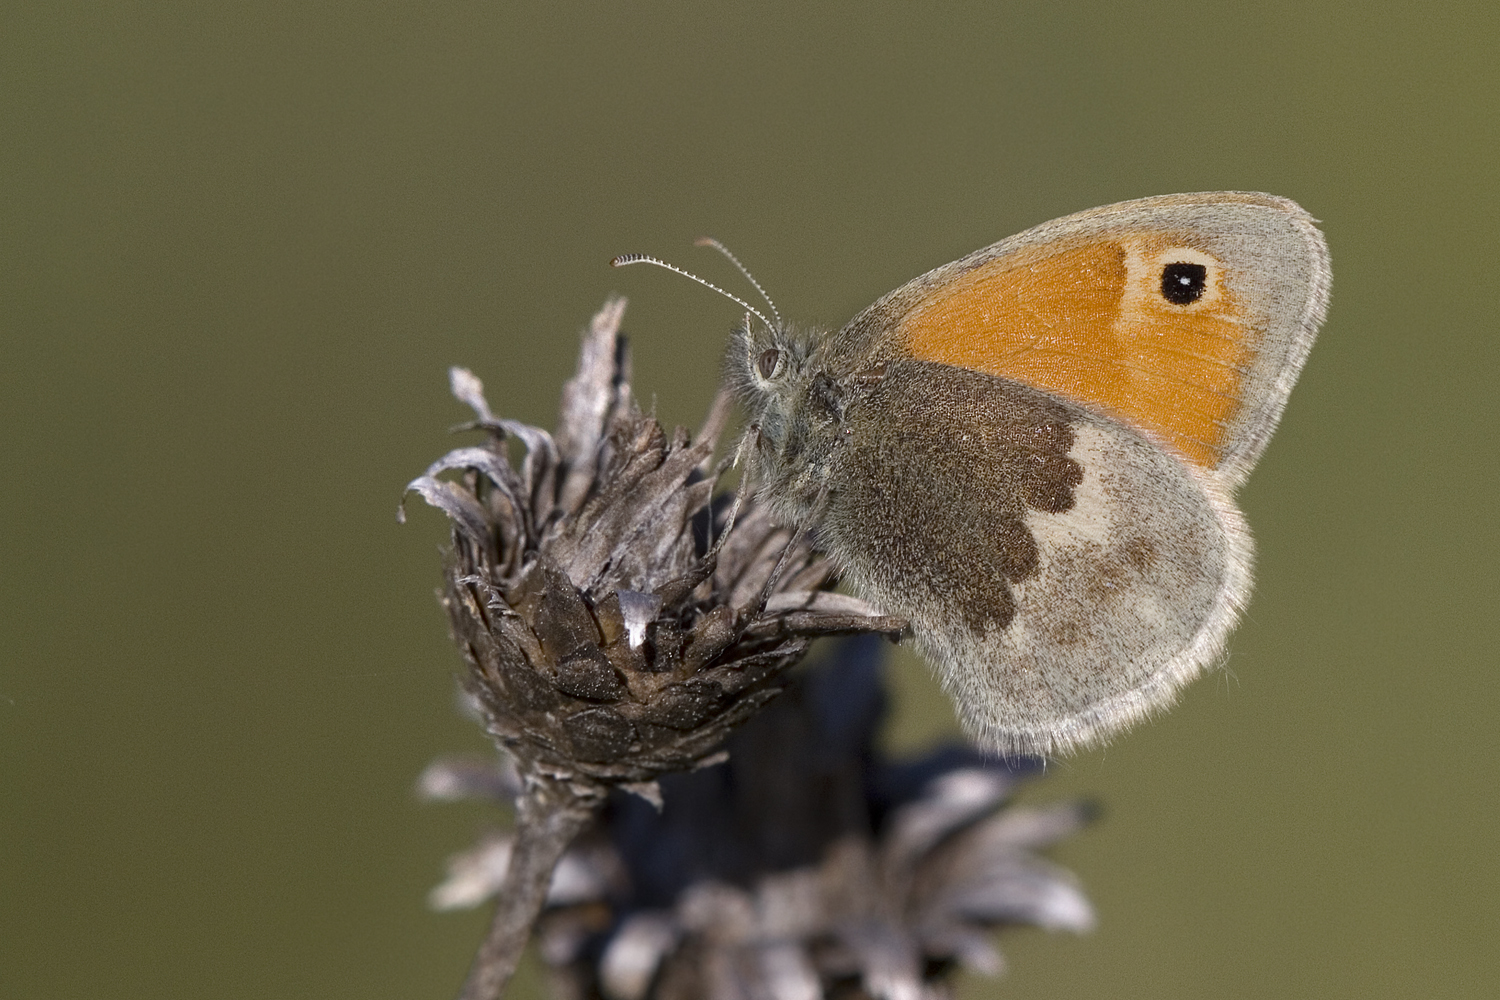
618;192;1329;756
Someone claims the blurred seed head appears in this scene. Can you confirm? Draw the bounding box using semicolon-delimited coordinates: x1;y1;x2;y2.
423;637;1097;1000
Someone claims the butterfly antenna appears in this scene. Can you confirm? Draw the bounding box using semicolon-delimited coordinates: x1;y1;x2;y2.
610;254;773;331
694;237;782;329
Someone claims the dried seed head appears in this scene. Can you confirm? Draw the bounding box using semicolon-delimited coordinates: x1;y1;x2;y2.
403;298;905;793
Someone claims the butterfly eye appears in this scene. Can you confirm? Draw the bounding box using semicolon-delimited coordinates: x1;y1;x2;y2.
757;348;783;380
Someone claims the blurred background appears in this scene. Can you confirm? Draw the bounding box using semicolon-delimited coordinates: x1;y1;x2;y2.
4;2;1496;998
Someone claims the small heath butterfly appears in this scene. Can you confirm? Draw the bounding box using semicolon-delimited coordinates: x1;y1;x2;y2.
617;192;1330;755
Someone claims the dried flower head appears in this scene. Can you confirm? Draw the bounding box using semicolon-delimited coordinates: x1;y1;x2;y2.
402;299;905;998
404;297;904;791
424;637;1096;1000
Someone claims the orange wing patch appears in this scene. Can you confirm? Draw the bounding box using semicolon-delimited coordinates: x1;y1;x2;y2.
899;236;1251;468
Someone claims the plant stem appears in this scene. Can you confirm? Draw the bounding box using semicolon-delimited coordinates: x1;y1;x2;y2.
458;774;602;1000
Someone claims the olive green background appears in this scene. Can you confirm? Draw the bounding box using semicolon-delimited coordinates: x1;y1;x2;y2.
4;2;1496;998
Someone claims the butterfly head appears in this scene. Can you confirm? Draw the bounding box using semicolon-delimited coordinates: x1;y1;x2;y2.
726;319;853;522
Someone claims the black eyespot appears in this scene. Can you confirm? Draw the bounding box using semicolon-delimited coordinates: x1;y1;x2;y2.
757;348;781;379
1160;262;1208;305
